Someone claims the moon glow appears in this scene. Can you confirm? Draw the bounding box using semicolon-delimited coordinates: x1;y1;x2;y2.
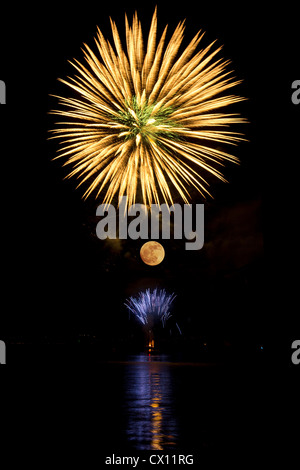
140;241;165;266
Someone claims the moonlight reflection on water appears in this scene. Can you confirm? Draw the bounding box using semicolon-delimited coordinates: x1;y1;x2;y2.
124;355;178;450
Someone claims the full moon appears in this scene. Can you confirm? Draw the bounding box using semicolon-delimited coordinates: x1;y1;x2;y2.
140;241;165;266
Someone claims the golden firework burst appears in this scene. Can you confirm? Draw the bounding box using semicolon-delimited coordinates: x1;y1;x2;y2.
50;7;246;207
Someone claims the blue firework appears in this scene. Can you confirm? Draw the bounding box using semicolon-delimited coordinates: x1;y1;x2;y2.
124;288;176;328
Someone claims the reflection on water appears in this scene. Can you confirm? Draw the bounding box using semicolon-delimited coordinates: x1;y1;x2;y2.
125;354;178;450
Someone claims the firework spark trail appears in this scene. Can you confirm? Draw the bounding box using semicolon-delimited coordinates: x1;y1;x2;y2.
124;288;176;329
50;7;246;207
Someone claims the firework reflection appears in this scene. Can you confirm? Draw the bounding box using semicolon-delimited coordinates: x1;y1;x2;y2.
125;354;178;450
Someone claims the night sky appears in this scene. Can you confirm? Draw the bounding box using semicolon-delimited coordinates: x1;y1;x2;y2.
1;1;299;364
